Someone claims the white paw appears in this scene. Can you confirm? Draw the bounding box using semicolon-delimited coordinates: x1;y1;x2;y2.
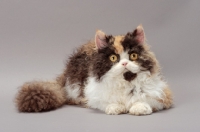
105;104;126;115
129;102;152;116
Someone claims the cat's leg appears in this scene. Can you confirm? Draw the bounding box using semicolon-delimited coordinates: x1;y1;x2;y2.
152;86;173;112
129;86;173;115
129;102;152;116
105;104;127;115
16;81;67;112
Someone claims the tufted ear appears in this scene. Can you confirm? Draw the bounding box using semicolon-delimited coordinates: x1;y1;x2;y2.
95;30;108;49
133;25;145;44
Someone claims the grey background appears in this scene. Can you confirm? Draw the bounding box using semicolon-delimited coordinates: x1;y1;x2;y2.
1;0;200;131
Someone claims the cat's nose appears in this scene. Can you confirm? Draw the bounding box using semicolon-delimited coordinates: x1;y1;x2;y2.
122;62;128;66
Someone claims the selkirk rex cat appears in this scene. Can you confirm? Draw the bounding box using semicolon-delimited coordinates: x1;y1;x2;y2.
16;25;173;115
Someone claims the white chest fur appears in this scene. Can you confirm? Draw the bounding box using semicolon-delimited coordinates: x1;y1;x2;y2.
84;71;166;111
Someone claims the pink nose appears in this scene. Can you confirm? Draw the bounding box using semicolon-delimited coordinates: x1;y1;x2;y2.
122;62;128;66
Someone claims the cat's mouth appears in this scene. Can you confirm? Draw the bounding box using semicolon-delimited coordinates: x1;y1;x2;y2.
123;71;137;82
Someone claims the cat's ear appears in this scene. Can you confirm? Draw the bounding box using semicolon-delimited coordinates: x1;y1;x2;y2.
95;30;108;49
133;25;145;44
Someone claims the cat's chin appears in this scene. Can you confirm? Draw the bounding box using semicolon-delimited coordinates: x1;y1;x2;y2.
123;71;137;82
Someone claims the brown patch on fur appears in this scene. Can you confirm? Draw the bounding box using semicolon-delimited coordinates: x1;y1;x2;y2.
65;49;90;86
105;35;115;45
152;108;158;112
64;42;96;98
123;71;137;82
66;98;79;105
157;86;173;109
92;35;125;80
56;73;67;87
66;98;87;107
162;87;173;109
128;88;134;96
142;44;160;74
92;46;118;80
81;41;96;56
113;36;124;54
65;43;95;84
16;81;67;112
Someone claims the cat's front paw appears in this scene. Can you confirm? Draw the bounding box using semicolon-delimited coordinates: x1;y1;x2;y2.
105;104;126;115
129;102;152;116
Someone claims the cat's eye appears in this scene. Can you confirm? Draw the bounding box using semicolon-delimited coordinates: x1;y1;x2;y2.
130;53;138;61
109;55;118;62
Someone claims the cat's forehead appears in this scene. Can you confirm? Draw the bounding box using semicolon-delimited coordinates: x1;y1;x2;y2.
106;34;143;55
112;35;124;54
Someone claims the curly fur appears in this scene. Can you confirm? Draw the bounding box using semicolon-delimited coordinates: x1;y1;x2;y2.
15;25;173;115
16;81;67;112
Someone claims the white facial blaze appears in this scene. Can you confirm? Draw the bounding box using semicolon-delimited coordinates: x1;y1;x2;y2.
121;52;140;73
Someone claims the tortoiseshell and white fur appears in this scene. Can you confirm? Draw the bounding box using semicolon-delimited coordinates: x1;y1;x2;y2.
16;25;172;115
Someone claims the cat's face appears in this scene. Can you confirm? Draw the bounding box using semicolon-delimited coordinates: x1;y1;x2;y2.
92;25;159;81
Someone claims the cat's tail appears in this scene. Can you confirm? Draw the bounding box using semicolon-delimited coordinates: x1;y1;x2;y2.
15;75;67;112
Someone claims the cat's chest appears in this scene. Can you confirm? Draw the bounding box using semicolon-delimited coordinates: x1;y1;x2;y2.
85;71;160;101
85;76;140;100
84;72;165;111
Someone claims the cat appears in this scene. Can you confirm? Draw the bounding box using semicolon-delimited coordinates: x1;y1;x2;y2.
15;25;173;115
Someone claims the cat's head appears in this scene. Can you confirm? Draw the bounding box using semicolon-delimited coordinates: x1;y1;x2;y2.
92;25;160;81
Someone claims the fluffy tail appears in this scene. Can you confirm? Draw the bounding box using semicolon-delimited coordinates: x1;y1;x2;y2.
15;77;67;112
